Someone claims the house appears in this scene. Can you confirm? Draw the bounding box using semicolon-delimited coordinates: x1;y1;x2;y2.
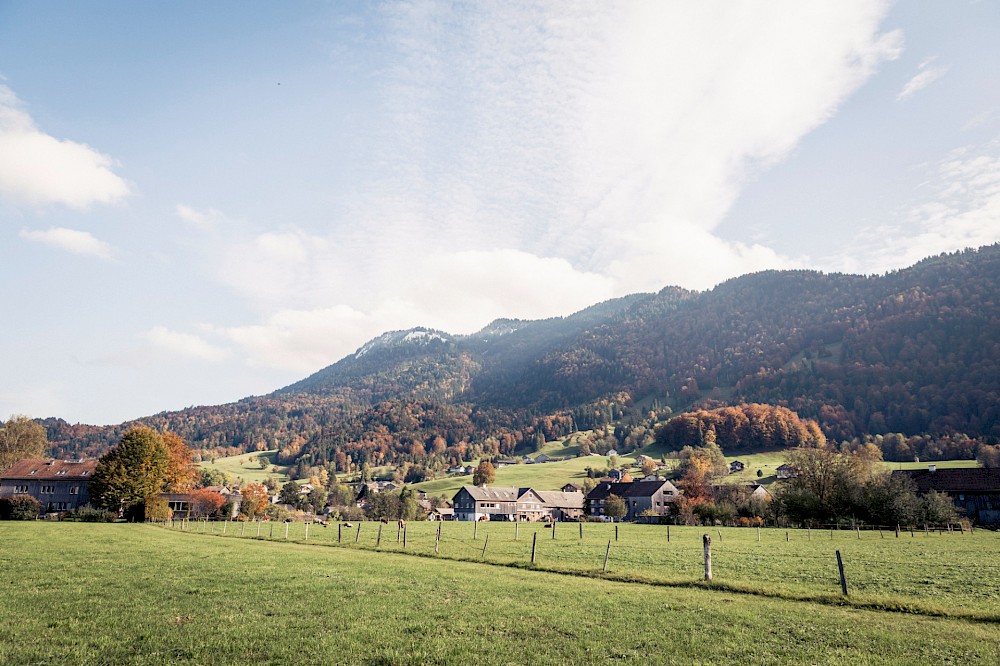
447;465;466;474
159;487;243;519
585;479;679;521
607;469;626;482
730;460;745;473
451;486;585;522
776;464;798;480
606;450;618;457
0;459;97;514
430;507;455;521
463;465;475;475
561;483;582;493
748;484;772;501
535;454;551;463
892;467;1000;525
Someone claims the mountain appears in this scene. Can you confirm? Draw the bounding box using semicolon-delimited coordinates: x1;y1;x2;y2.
43;244;1000;471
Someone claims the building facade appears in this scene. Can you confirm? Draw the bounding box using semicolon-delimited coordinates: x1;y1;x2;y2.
0;459;98;514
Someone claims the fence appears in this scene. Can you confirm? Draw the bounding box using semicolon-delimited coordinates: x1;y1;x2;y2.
158;518;1000;617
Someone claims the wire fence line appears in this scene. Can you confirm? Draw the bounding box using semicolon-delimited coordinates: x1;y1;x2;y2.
156;517;1000;617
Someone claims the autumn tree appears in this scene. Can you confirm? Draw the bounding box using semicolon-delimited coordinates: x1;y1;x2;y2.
89;427;171;520
0;414;48;471
473;460;496;486
162;432;199;492
605;494;626;522
189;489;227;518
640;458;657;477
239;482;269;520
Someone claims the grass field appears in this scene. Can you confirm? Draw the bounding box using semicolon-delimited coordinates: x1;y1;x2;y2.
182;519;1000;620
199;450;290;485
2;522;999;665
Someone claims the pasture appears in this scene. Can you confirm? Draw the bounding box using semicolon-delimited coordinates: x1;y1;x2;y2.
171;519;1000;620
2;522;999;665
199;449;289;485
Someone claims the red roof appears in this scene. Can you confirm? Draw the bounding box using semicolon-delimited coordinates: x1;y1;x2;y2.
1;459;97;480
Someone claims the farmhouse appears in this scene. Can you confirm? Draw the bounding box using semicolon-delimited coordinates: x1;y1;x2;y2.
452;486;585;522
585;479;679;520
892;467;1000;525
0;458;97;514
729;460;745;473
776;464;798;480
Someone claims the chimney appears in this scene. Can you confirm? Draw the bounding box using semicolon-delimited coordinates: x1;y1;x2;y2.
928;464;936;473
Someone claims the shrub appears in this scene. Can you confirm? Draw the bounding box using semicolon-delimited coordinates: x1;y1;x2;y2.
0;496;42;520
66;505;117;522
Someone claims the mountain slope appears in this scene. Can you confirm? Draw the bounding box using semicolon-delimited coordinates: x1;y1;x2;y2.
43;244;1000;466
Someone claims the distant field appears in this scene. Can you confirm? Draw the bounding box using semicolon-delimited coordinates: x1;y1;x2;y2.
2;523;999;665
414;452;626;497
199;449;290;485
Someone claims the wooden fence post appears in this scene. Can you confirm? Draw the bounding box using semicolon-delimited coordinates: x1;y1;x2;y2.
717;529;723;542
757;526;761;542
355;523;361;543
703;534;712;581
808;527;811;541
531;532;538;564
667;525;671;543
515;521;519;541
785;531;789;542
241;521;246;536
403;524;407;549
377;523;383;547
286;522;289;540
399;522;403;543
579;522;583;540
615;524;619;542
305;523;309;541
603;540;611;572
895;524;900;538
337;523;341;543
552;520;556;539
256;520;261;537
473;520;478;541
856;527;860;540
270;522;274;538
223;520;227;534
481;534;489;559
435;522;441;555
836;550;848;596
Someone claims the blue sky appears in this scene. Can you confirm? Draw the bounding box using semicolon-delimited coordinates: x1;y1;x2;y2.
2;1;999;425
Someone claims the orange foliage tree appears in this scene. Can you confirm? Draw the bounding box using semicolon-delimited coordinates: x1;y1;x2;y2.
162;432;199;492
239;483;269;520
189;489;226;518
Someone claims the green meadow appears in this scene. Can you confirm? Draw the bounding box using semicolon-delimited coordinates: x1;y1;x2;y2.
199;449;289;485
2;523;999;665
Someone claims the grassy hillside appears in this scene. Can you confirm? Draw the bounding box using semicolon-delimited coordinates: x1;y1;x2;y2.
198;450;290;485
2;523;998;665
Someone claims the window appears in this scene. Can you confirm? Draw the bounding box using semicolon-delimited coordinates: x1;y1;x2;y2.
56;470;68;476
41;485;55;494
29;470;38;475
70;486;80;495
81;471;89;476
14;484;29;493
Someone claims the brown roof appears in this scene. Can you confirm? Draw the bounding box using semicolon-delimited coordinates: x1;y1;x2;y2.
1;459;97;480
893;468;1000;494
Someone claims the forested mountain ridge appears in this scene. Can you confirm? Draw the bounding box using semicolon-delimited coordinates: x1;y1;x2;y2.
43;244;1000;471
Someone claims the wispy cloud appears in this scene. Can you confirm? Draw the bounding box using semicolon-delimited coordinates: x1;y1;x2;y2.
171;1;905;373
897;58;948;101
830;139;1000;273
144;326;231;363
19;227;113;260
0;85;129;208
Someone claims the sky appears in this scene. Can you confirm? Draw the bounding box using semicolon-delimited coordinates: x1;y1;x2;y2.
2;1;999;425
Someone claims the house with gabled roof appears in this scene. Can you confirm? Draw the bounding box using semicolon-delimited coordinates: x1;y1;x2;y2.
892;467;1000;525
451;486;586;522
585;479;679;520
0;459;97;514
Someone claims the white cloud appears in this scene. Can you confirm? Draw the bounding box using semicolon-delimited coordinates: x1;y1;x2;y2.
897;58;948;101
829;139;1000;273
19;227;113;260
188;2;905;374
144;326;232;363
175;203;226;230
0;85;129;208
